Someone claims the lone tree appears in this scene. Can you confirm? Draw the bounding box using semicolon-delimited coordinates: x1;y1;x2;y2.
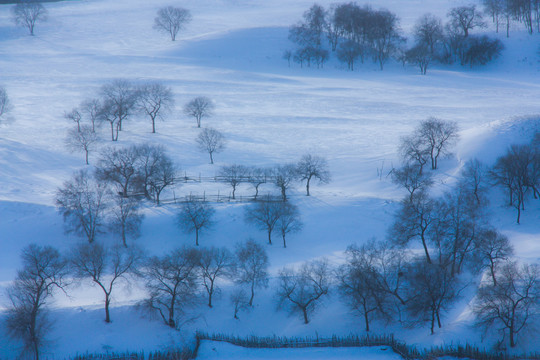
11;0;48;36
244;196;283;245
276;259;331;324
274;164;298;201
65;125;99;165
64;108;82;132
447;5;486;38
108;195;144;247
137;82;175;134
476;228;513;286
184;96;214;128
70;242;142;323
5;244;68;360
277;202;303;248
198;247;235;308
177;199;215;246
143;247;200;328
154;6;192;41
296;154;330;196
55;170;109;243
196;127;225;164
235;239;269;306
219;164;249;199
474;261;540;348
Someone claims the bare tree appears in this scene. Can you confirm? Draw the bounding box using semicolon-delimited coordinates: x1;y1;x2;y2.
474;261;540;348
137;82;175;134
296;154;330;196
184;96;214;128
219;164;249;199
64;108;82;132
405;44;432;75
135;144;177;204
143;247;200;328
367;9;404;70
154;6;192;41
483;0;505;33
98;79;138;140
177;199;215;246
95;145;141;197
235;239;269;306
244;196;283;245
399;134;430;173
458;158;489;206
11;0;48;36
196;127;225;164
5;244;68;360
418;117;460;170
0;85;12;122
277;259;330;324
55;169;109;243
274;164;297;201
391;164;433;202
414;13;444;55
80;98;100;132
108;195;144;247
277;202;302;248
247;166;270;200
65;125;99;165
70;242;143;323
230;288;249;319
404;259;463;334
198;247;235;308
336;40;362;71
476;228;513;286
447;5;486;38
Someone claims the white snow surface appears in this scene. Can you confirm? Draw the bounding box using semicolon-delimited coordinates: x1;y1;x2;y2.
0;0;539;358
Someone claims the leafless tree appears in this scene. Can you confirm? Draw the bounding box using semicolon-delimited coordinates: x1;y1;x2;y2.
64;108;82;132
230;288;249;319
142;247;200;328
65;125;99;165
219;164;249;199
389;191;436;264
196;127;225;164
336;40;362;71
5;244;68;360
404;259;463;334
154;6;192;41
177;199;215;246
137;82;175;133
405;44;432;75
135;144;177;204
247;166;270;200
475;228;513;286
11;0;48;36
296;154;330;196
198;247;235;308
184;96;214;128
391;164;433;202
80;98;100;132
274;164;297;201
0;85;12;122
418;117;460;170
235;239;269;306
98;79;138;140
277;202;302;248
108;195;144;247
458;158;489;206
474;261;540;348
399;134;430;173
55;169;109;243
483;0;505;33
277;259;330;324
414;13;444;55
367;9;404;70
69;242;143;323
244;196;283;245
95;145;141;197
447;5;486;38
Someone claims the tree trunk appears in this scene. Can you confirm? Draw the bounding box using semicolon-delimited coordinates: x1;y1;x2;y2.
105;294;111;323
249;283;255;306
195;228;199;246
267;229;272;245
85;150;89;165
282;232;287;248
209;152;214;164
208;281;214;308
306;176;312;196
302;307;309;324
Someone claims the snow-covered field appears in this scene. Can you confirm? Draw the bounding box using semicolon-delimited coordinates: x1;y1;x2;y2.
0;0;539;358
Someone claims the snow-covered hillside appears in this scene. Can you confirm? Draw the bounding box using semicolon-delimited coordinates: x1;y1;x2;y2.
0;0;539;358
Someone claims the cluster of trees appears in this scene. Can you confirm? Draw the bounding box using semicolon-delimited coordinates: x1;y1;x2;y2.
387;121;540;348
286;3;504;73
483;0;540;36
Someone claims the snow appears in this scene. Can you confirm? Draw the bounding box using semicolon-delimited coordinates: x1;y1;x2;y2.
0;0;539;358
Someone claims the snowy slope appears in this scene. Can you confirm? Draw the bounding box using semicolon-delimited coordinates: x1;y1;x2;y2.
0;0;539;358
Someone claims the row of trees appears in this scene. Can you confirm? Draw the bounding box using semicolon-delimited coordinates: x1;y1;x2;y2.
286;3;504;73
483;0;540;35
